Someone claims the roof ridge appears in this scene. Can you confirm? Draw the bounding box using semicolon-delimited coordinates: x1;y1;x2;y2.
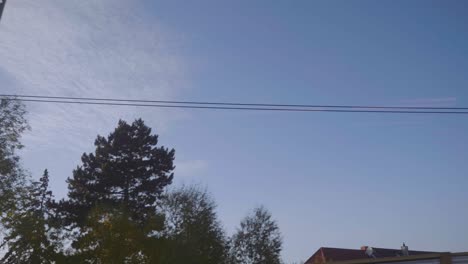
321;247;362;250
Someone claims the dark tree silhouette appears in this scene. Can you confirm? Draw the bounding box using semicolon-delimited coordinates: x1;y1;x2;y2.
70;204;166;263
161;185;229;263
58;119;175;262
61;119;175;228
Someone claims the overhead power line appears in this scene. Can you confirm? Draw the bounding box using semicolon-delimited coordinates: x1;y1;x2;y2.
1;95;467;115
1;94;467;110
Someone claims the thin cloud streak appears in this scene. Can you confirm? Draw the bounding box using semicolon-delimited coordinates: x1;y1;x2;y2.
0;0;188;152
175;160;209;178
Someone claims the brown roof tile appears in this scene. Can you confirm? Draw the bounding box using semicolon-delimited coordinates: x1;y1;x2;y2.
304;247;439;264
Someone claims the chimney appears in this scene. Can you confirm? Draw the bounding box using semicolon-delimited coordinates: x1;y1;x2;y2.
401;243;409;256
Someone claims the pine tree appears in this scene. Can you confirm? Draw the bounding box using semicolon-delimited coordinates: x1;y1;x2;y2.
71;205;165;263
59;119;175;254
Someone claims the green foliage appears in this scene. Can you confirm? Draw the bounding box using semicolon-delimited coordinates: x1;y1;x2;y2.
0;169;61;263
230;206;283;264
0;98;29;219
71;205;165;264
161;185;229;264
0;98;29;176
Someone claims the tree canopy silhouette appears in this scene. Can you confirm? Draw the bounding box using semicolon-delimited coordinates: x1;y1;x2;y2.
0;114;286;262
60;118;175;230
161;185;229;263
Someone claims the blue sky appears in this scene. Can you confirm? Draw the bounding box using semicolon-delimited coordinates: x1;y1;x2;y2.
1;0;468;262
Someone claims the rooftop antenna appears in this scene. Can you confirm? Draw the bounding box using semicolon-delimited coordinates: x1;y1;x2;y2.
401;243;409;256
366;247;376;258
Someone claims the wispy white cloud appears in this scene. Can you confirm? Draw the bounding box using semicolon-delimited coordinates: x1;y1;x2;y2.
0;0;188;152
175;160;208;178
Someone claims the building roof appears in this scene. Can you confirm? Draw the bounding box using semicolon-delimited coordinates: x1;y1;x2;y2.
305;247;439;264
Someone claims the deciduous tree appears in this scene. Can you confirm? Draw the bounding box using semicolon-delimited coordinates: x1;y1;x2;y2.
0;98;29;216
230;206;283;264
0;98;28;176
161;185;229;263
1;170;61;263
